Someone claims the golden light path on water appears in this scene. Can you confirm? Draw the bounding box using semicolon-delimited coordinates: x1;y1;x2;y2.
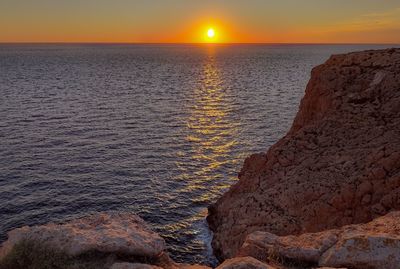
163;47;242;261
184;47;240;198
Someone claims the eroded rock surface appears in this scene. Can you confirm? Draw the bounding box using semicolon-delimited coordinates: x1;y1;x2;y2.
0;212;165;259
207;48;400;260
238;211;400;269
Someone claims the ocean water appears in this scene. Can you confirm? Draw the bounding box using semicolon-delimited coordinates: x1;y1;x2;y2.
0;44;395;265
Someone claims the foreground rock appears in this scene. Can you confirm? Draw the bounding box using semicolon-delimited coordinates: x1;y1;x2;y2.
0;213;212;269
0;212;165;259
207;48;400;260
238;211;400;269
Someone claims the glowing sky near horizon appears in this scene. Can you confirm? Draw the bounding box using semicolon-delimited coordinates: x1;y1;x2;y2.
1;0;400;43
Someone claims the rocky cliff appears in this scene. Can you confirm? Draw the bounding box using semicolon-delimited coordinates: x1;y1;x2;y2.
207;48;400;260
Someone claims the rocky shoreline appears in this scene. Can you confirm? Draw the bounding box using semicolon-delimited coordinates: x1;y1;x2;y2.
207;48;400;267
1;48;400;269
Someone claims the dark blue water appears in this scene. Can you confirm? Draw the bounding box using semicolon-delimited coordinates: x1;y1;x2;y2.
0;44;395;265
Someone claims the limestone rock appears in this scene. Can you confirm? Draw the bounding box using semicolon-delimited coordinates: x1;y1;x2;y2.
319;233;400;269
216;256;276;269
0;212;165;259
237;211;400;269
238;230;338;264
207;48;400;260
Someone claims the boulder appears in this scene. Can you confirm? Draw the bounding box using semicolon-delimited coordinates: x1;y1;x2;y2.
0;212;165;259
207;48;400;260
237;211;400;269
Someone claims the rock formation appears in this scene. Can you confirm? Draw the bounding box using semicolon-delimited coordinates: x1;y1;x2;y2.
0;213;211;269
0;212;165;259
238;211;400;269
207;48;400;260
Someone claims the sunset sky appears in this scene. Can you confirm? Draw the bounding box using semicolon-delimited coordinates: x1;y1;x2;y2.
1;0;400;43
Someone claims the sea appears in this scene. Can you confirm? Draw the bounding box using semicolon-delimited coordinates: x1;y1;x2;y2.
0;44;396;265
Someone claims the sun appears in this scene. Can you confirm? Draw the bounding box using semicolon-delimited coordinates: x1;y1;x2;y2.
207;28;215;39
203;26;220;43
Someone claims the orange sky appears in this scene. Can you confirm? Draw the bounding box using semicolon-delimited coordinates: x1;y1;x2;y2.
1;0;400;43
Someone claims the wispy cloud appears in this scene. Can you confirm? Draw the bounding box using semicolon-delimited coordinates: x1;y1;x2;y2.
332;7;400;32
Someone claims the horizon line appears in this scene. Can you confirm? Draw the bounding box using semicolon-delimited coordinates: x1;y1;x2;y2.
1;42;400;46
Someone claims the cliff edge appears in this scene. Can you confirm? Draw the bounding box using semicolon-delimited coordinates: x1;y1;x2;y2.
207;48;400;261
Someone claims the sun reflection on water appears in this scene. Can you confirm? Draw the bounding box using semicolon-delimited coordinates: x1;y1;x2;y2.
167;48;242;264
184;50;240;194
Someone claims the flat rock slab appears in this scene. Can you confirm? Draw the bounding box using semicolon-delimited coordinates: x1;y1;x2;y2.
0;212;166;259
